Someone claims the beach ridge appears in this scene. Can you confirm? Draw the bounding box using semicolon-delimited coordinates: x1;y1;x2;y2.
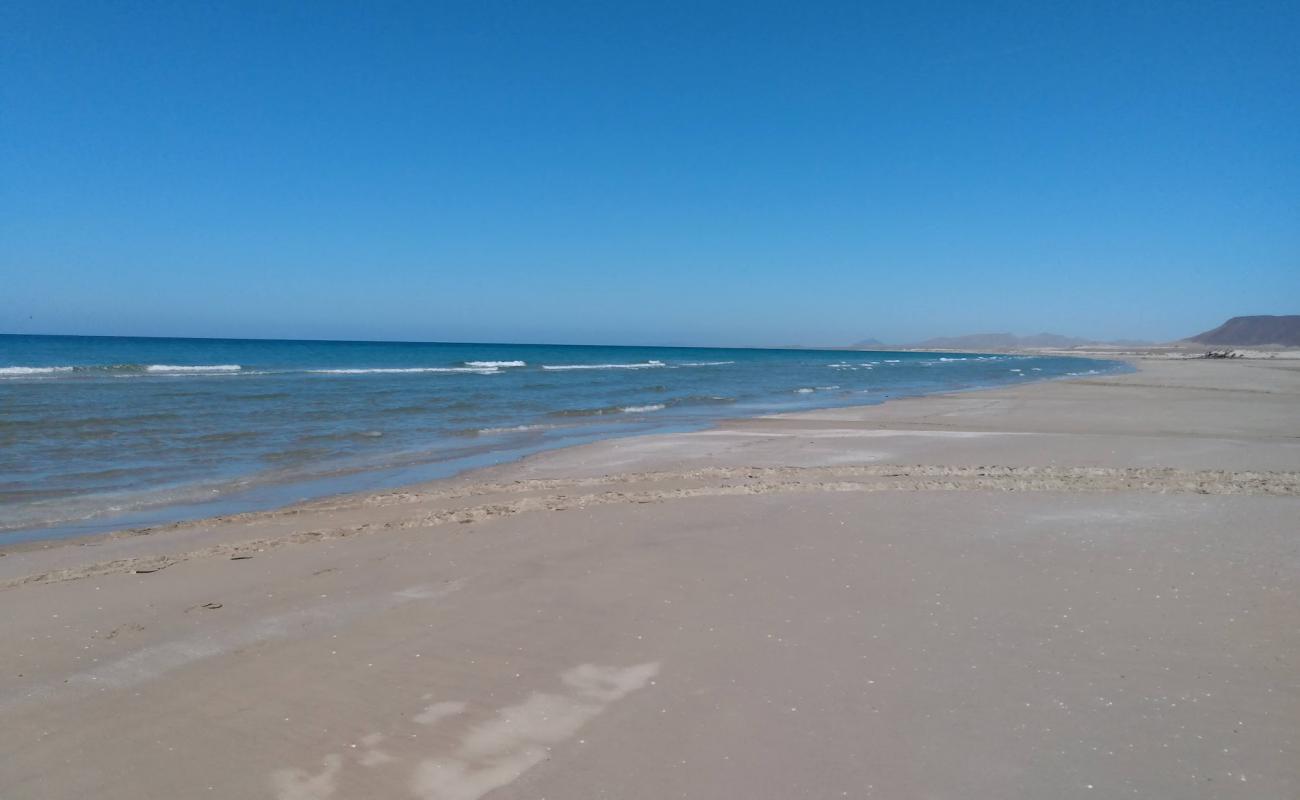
5;462;1299;591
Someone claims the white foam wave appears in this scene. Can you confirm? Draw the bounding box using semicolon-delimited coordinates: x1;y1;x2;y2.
676;360;735;367
146;364;242;373
477;424;553;435
541;360;665;371
309;367;499;375
0;366;75;376
621;403;665;413
464;360;526;368
794;387;815;394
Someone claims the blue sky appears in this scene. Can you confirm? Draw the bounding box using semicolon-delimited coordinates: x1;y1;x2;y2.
2;1;1296;346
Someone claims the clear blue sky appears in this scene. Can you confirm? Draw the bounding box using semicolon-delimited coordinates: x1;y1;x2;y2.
2;1;1297;346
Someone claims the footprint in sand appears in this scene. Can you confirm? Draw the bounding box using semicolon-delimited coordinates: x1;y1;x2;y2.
270;661;660;800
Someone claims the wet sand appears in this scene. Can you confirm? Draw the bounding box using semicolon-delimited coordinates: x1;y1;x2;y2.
1;358;1298;799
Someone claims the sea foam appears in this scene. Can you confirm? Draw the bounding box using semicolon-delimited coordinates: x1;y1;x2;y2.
146;364;242;373
0;366;75;376
477;423;553;435
542;360;666;371
309;366;499;375
621;403;666;413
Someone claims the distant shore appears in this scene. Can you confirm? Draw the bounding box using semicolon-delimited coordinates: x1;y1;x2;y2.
2;356;1298;799
848;343;1300;359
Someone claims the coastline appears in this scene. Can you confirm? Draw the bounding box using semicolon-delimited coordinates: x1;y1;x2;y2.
2;355;1296;574
0;352;1125;548
2;356;1298;798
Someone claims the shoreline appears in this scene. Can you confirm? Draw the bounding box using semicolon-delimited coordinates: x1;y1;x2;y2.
0;356;1127;549
0;355;1294;572
3;356;1298;799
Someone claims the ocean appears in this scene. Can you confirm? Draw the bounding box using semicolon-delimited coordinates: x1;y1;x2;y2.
0;334;1122;543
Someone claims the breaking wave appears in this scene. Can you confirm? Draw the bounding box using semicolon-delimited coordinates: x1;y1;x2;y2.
476;423;555;435
542;360;666;371
309;366;500;375
1;364;243;378
0;366;75;376
145;364;242;373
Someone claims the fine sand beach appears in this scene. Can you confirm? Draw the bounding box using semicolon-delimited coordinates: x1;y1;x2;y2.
1;358;1298;799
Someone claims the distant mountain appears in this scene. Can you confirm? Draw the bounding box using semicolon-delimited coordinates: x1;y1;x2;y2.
845;332;1155;351
910;332;1092;350
1184;315;1300;347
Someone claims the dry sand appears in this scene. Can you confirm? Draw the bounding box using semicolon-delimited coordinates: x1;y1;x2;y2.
1;358;1297;799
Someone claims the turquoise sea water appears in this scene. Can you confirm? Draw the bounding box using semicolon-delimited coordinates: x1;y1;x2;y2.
0;334;1123;542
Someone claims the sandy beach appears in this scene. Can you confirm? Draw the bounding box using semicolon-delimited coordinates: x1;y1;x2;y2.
2;357;1298;799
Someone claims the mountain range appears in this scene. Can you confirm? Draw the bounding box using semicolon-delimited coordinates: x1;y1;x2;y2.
852;332;1148;350
852;315;1300;350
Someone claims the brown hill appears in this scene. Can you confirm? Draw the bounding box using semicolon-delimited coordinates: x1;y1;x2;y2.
1184;315;1300;347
